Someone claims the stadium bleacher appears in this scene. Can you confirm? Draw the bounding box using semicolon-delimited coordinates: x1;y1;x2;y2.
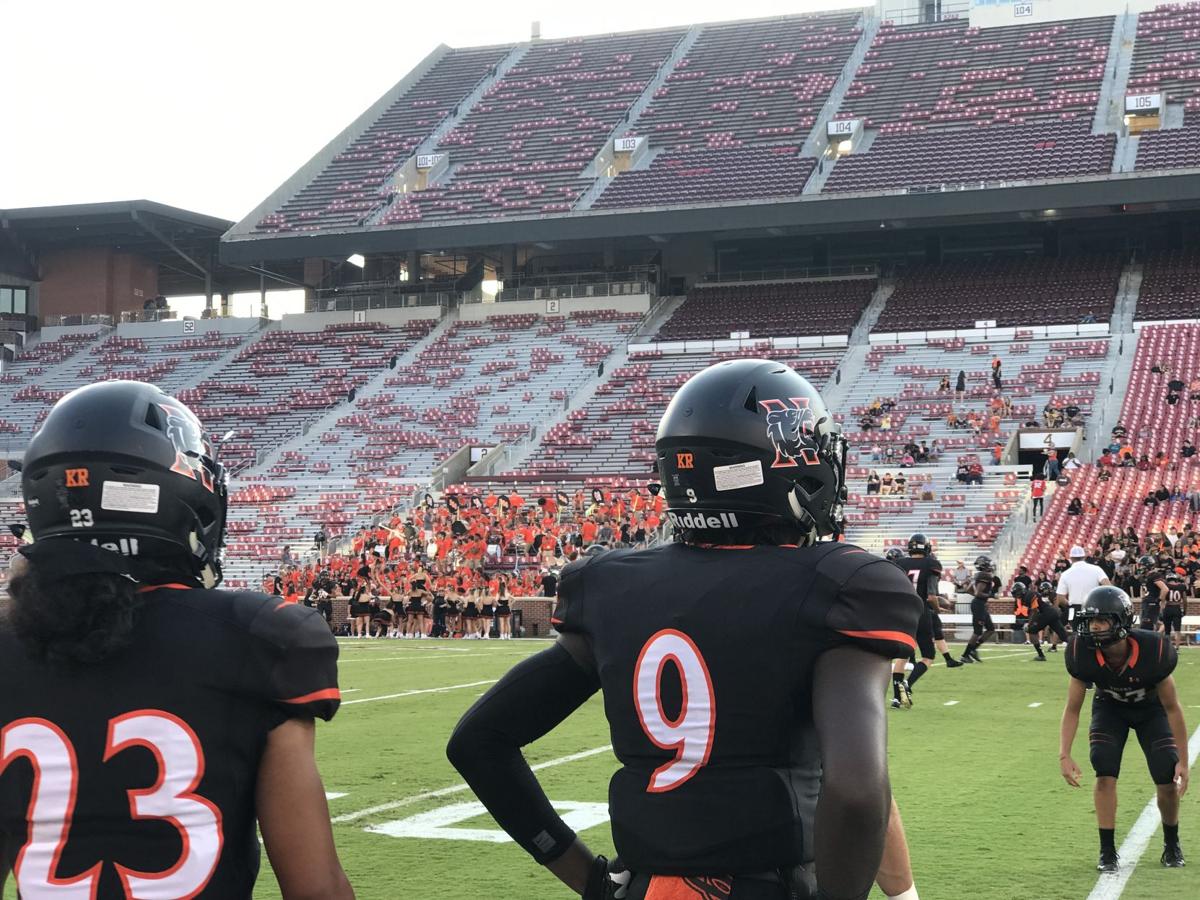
1127;1;1200;125
382;28;687;223
874;255;1122;331
1136;249;1200;321
1018;323;1200;572
255;46;513;233
653;277;876;340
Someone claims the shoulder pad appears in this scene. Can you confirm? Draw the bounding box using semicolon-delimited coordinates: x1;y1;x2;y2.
231;591;342;721
818;547;923;660
552;555;598;633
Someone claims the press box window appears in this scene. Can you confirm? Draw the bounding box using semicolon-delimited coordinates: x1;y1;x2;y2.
0;287;28;314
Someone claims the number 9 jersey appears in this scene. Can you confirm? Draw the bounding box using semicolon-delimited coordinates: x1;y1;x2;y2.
551;541;921;875
0;587;340;898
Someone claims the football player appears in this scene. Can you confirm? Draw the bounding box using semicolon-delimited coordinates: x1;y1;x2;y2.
1139;554;1167;634
1023;581;1069;661
1163;563;1188;648
447;359;924;900
888;534;963;708
0;381;352;899
1060;586;1188;873
959;560;998;663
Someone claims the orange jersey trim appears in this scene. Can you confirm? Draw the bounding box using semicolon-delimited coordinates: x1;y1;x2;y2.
278;687;341;705
839;629;918;650
136;583;193;594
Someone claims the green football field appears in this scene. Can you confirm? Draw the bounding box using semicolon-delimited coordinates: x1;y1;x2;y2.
5;638;1200;900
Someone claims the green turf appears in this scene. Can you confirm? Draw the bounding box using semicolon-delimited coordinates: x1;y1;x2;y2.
5;639;1199;899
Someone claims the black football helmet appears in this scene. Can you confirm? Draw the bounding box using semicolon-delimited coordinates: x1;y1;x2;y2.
907;533;931;555
1038;580;1056;597
974;555;995;574
885;547;905;563
655;359;846;541
1076;586;1134;648
1011;581;1028;599
20;381;228;587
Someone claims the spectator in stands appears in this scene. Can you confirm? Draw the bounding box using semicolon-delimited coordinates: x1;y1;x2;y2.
280;545;295;566
1044;448;1061;481
1167;374;1185;406
956;461;972;484
1031;475;1047;520
867;471;881;494
1155;451;1171;470
991;357;1002;390
893;472;908;495
870;442;882;461
1063;452;1082;472
1182;439;1196;461
1155;484;1171;504
1189;487;1200;515
1189;378;1200;403
918;440;931;463
966;460;984;486
1151;360;1166;378
938;374;951;393
951;560;971;592
1118;442;1136;466
1136;454;1153;472
1067;497;1084;516
880;472;895;495
1097;466;1113;483
1098;448;1116;468
1086;500;1100;517
1144;491;1160;508
955;369;967;401
899;452;915;469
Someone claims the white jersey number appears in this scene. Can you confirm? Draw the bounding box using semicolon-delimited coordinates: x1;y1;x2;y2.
0;710;222;899
633;629;716;793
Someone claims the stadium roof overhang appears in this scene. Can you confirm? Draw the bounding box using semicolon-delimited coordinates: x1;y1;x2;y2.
218;170;1200;264
1;200;306;294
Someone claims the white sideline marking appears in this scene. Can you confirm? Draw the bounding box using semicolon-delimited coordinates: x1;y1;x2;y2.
366;800;609;842
331;745;614;824
944;701;960;706
339;653;531;664
342;681;498;706
1028;702;1044;708
1085;723;1200;900
325;792;347;801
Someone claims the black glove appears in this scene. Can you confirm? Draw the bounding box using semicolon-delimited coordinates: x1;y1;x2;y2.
583;855;632;900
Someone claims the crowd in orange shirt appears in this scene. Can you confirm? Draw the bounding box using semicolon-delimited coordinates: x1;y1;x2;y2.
267;483;667;607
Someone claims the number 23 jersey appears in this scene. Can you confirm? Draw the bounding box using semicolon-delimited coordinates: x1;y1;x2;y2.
552;541;921;875
0;587;340;899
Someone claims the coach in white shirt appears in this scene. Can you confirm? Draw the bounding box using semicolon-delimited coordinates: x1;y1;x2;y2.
1056;546;1111;621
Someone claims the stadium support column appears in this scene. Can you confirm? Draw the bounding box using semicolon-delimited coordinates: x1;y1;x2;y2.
406;250;420;282
603;240;615;270
205;266;213;313
502;245;518;283
925;234;943;266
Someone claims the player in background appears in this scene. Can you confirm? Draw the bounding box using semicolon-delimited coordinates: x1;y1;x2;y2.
1060;586;1188;873
0;381;352;900
960;559;999;663
1138;554;1167;635
888;535;963;709
1022;581;1069;661
448;360;924;900
1163;563;1188;649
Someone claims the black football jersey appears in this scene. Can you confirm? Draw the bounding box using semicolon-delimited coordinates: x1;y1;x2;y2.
1065;630;1177;709
1165;575;1187;607
897;554;943;605
0;587;340;899
552;541;921;875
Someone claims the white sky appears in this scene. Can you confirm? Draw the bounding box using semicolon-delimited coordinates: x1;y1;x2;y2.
0;0;867;224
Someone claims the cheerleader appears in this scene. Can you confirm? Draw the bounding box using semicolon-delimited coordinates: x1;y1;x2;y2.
462;592;479;639
495;576;512;640
479;588;495;640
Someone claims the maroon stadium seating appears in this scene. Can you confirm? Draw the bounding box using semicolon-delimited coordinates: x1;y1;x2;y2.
379;29;686;224
654;278;876;340
874;255;1121;331
1135;124;1200;172
1135;248;1200;320
1127;2;1200;125
255;46;512;233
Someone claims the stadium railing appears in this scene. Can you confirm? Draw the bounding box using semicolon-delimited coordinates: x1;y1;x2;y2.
704;264;878;283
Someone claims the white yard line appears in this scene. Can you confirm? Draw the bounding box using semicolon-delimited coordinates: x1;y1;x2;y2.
1028;702;1044;708
342;681;498;706
1085;723;1200;900
330;745;615;824
339;653;532;663
943;701;960;706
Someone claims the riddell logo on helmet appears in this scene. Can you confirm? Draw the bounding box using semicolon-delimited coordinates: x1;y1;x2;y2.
668;510;739;529
89;537;140;556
